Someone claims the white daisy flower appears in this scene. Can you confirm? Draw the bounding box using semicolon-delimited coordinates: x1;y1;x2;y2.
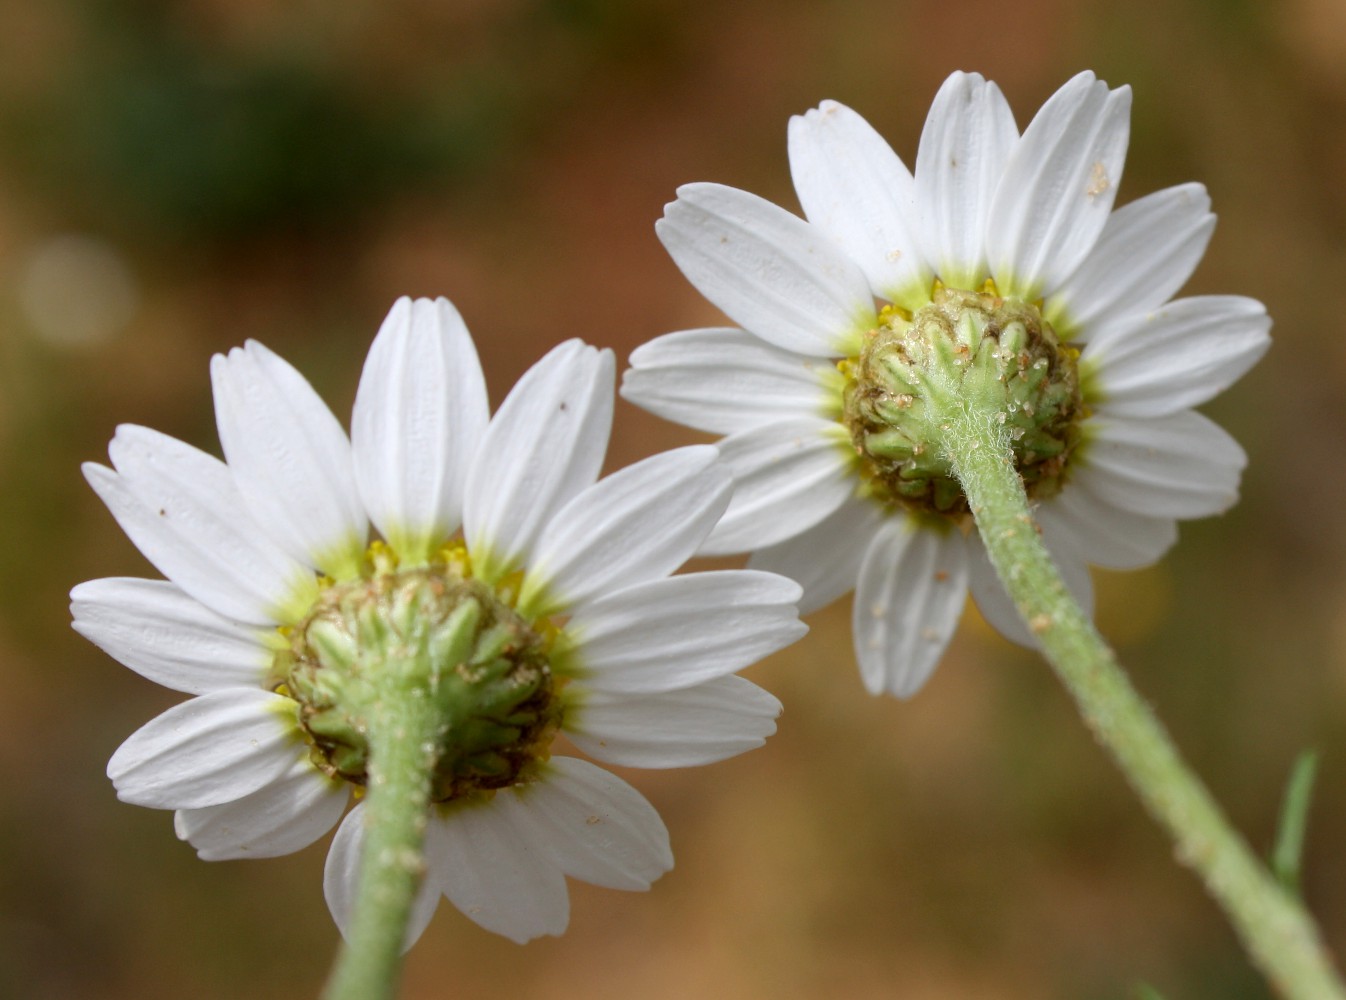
621;70;1269;699
73;296;805;945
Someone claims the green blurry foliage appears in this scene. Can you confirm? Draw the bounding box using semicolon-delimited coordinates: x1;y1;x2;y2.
2;0;700;247
5;3;508;243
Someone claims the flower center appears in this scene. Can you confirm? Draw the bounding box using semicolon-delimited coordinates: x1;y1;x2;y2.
271;546;561;804
841;283;1084;518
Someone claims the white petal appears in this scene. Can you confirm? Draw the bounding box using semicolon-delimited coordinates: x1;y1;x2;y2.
352;297;490;564
1035;483;1177;570
324;804;442;951
175;756;349;860
508;757;672;891
426;799;569;944
211;341;366;577
1081;296;1271;418
748;496;884;614
914;71;1019;288
71;577;273;694
463;340;614;583
520;446;731;616
567;674;781;768
657;182;878;356
699;417;855;555
966;528;1094;649
986;72;1132;298
87;426;317;625
620;327;836;435
851;522;968;699
788;101;932;306
1077;410;1246;519
107;688;300;809
1045;183;1215;338
561;570;806;695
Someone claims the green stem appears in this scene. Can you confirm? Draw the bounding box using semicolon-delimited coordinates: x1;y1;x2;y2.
940;401;1345;1000
322;687;440;1000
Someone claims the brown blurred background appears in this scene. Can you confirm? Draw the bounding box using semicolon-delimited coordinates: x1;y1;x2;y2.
2;0;1344;997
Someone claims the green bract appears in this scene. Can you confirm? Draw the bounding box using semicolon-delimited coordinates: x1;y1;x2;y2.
276;547;559;805
843;284;1083;516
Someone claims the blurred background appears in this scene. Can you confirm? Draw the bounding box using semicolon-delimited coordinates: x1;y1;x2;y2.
1;0;1343;997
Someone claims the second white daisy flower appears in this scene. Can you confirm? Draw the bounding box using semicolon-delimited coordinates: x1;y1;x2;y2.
622;70;1269;698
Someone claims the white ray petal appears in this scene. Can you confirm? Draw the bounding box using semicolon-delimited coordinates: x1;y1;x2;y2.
657;182;878;356
788;100;932;306
699;416;856;555
426;800;569;944
621;327;836;435
562;570;805;695
1077;411;1246;519
211;340;366;577
71;577;273;694
175;756;349;860
463;340;614;583
352;297;490;564
87;426;317;625
1081;296;1271;418
507;757;672;891
851;522;968;698
1035;484;1178;571
567;675;781;768
1045;183;1215;338
520;446;731;617
107;688;300;809
914;71;1019;288
748;496;884;614
986;72;1132;298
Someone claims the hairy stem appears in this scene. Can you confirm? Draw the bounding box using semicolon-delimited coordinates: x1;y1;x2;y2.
941;401;1344;1000
322;687;439;1000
